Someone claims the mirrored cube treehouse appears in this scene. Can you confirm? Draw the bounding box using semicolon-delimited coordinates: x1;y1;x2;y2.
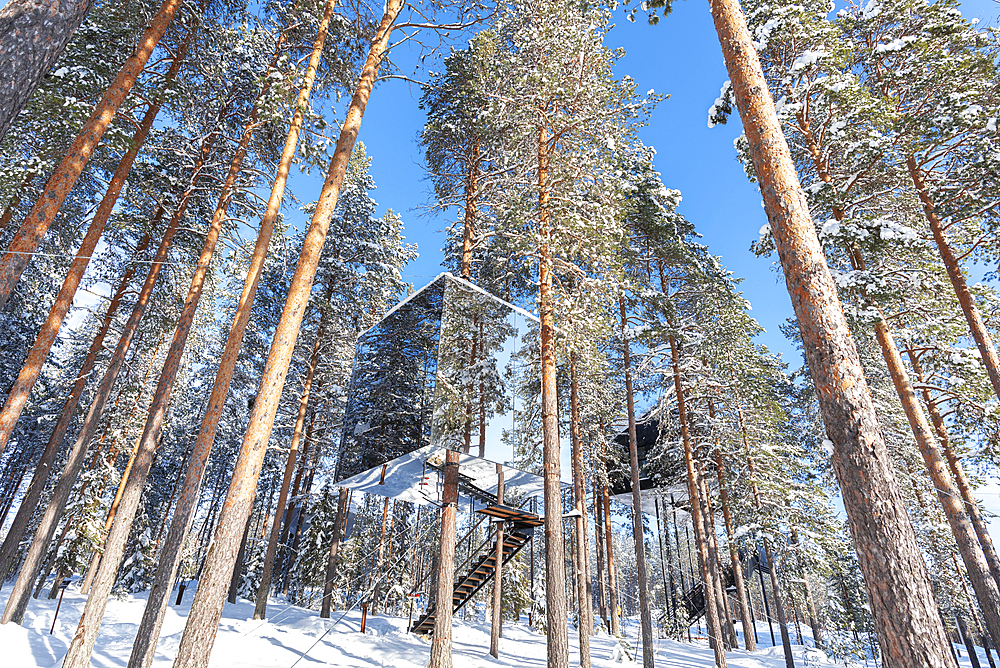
333;272;537;494
332;274;545;636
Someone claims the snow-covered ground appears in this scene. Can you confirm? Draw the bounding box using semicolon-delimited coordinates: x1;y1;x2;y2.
0;584;990;667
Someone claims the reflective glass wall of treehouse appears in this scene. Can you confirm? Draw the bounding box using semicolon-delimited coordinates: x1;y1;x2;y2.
333;274;532;486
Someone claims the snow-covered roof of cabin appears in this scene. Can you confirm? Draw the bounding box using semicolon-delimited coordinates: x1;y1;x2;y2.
335;444;546;507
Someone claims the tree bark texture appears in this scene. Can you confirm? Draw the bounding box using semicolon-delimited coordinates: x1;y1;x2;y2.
714;448;755;650
907;349;1000;590
669;335;727;668
601;477;620;636
0;163;193;625
0;32;190;457
0;0;183;308
127;8;331;662
320;487;350;618
460;140;479;280
0;0;93;141
428;450;460;668
569;354;593;666
905;156;1000;402
0;227;152;583
697;456;737;650
872;317;1000;646
254;323;323;620
594;478;608;630
705;0;956;664
621;302;653;668
169;4;403;664
538;124;570;668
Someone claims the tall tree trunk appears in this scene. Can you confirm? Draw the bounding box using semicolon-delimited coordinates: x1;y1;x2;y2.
0;227;152;583
460;140;479;280
320;487;350;618
0;33;190;456
490;464;505;658
0;136;204;623
907;349;1000;590
538;124;569;668
127;5;330;661
428;450;460;668
170;4;403;664
713;447;755;650
669;334;727;668
0;0;184;307
788;523;822;647
0;0;93;141
696;454;737;650
869;313;1000;645
602;476;621;636
620;300;653;668
905;156;1000;401
60;74;268;665
706;0;955;662
228;518;252;605
594;477;608;630
254;321;324;619
740;407;793;666
371;496;392;614
570;354;593;664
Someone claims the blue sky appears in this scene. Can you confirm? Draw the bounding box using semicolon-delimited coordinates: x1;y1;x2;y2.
340;0;1000;524
350;0;999;367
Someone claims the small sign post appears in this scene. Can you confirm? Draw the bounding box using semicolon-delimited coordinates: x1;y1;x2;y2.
50;578;71;635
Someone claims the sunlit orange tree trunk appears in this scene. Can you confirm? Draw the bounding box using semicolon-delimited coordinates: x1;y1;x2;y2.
705;0;956;662
0;30;192;457
170;3;405;665
0;0;185;308
0;111;219;626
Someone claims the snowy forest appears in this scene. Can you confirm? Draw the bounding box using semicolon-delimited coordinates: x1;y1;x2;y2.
0;0;998;666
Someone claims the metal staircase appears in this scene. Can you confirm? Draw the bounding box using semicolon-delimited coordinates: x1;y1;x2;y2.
410;504;541;635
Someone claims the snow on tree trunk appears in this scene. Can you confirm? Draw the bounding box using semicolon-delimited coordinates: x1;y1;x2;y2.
705;0;957;663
